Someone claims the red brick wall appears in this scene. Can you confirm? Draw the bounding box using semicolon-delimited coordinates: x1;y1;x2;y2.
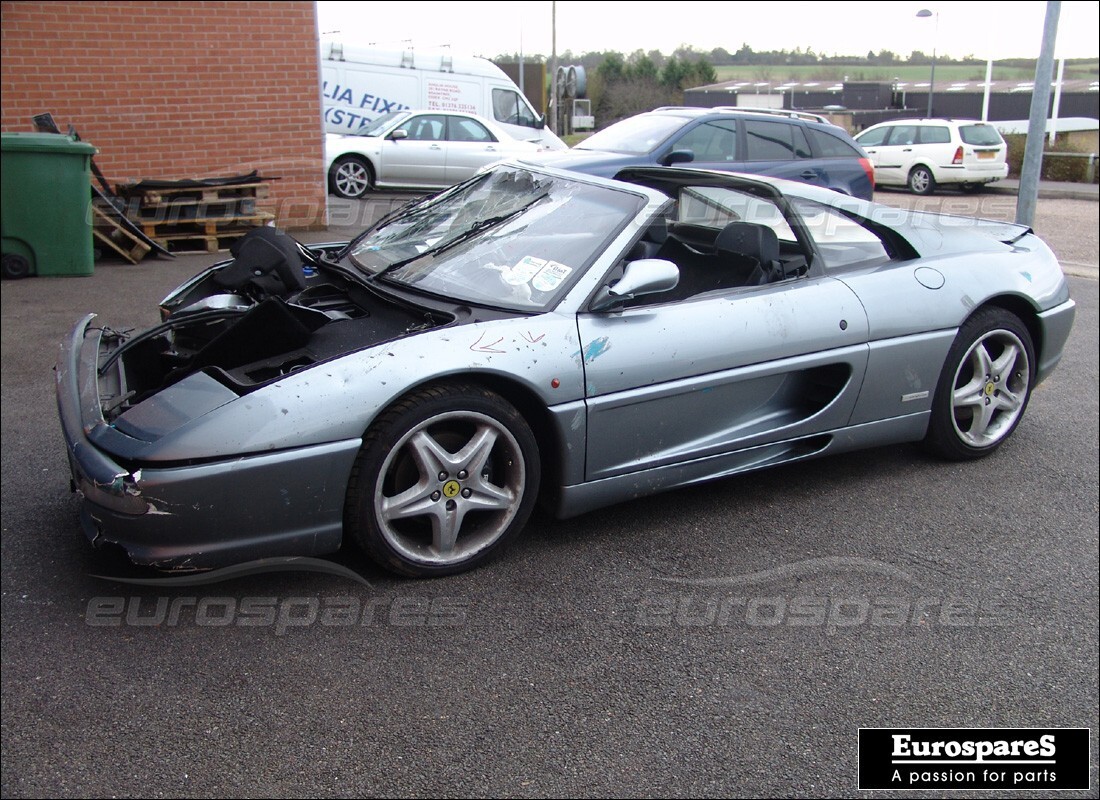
1;0;326;229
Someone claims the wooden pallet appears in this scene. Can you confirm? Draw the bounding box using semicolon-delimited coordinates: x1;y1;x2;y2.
141;212;275;239
91;205;152;264
120;182;271;208
154;230;263;254
134;196;260;220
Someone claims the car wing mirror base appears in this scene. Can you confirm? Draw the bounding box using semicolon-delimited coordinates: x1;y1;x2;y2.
590;259;679;311
659;149;694;167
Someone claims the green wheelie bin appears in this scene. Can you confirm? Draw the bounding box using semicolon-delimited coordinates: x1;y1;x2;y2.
1;132;97;278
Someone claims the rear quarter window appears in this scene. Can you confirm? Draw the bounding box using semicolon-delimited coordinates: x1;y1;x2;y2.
808;127;861;158
920;126;951;144
960;124;1004;146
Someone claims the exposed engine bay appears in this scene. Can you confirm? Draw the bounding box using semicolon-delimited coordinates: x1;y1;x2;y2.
98;228;454;422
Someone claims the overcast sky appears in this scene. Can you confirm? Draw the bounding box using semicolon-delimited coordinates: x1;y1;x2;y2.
316;1;1098;62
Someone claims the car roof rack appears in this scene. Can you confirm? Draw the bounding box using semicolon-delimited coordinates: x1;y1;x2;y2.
710;106;832;124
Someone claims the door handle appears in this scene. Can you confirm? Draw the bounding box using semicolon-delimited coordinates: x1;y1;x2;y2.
485;146;497;151
902;148;913;152
800;170;818;180
429;144;442;150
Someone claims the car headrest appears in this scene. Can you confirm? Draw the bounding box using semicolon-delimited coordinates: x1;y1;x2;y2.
214;227;305;296
714;221;780;266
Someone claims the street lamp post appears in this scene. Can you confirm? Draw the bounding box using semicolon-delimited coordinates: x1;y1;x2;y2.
916;9;938;117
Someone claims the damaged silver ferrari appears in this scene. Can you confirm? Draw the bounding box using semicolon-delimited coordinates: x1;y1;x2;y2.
57;163;1076;576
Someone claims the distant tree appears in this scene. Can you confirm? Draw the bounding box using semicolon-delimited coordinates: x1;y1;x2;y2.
660;57;688;89
627;51;659;81
709;46;731;65
693;58;717;86
734;43;754;63
597;51;626;84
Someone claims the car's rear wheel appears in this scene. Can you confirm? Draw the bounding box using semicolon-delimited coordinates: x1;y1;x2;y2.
925;307;1034;460
345;384;540;577
330;155;373;199
908;165;936;195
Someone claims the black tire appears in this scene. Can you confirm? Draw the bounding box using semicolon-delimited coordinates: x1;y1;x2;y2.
329;155;374;199
345;384;540;577
907;165;936;195
2;253;31;280
925;307;1035;461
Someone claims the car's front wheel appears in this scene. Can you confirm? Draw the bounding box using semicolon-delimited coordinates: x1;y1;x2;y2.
908;165;936;195
925;307;1035;460
345;384;540;577
329;155;374;199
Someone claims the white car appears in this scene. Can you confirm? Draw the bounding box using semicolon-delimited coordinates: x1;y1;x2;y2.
326;110;543;197
855;119;1009;195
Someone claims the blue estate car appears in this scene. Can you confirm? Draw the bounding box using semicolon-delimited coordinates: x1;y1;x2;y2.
526;106;875;200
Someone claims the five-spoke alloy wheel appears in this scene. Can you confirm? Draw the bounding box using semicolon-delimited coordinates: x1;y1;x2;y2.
346;384;540;577
926;308;1035;460
329;155;374;199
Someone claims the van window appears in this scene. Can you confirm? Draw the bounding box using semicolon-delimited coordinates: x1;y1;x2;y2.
492;88;540;129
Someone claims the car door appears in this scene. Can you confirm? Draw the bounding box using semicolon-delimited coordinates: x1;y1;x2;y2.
871;124;920;185
379;113;448;186
443;116;506;183
855;124;890;178
576;186;870;482
734;119;831;190
662;119;740;172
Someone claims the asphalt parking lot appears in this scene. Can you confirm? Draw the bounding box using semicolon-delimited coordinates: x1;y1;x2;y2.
1;193;1097;798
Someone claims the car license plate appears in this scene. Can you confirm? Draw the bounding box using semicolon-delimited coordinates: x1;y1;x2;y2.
977;151;996;160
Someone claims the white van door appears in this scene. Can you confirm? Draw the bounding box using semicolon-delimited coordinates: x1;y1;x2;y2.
488;85;549;144
322;64;417;133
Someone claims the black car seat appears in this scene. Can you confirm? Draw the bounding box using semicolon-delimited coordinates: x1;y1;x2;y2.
624;216;670;262
714;222;783;286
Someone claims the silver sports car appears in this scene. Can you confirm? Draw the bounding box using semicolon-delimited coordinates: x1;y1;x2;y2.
57;163;1076;577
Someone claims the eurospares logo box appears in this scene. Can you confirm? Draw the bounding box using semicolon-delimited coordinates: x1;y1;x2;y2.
858;728;1090;791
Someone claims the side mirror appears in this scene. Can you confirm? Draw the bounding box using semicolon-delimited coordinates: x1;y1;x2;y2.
590;259;679;311
389;129;408;140
659;149;694;166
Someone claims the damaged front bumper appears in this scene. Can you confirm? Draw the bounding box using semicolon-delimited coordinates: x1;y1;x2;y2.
56;315;361;568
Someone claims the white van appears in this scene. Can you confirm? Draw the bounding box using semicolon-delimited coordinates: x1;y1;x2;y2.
320;41;566;150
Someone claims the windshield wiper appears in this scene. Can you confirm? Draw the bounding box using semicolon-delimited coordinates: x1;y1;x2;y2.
378;192;550;276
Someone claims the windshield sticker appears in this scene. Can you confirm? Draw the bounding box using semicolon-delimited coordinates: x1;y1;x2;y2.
502;255;547;286
532;261;573;292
